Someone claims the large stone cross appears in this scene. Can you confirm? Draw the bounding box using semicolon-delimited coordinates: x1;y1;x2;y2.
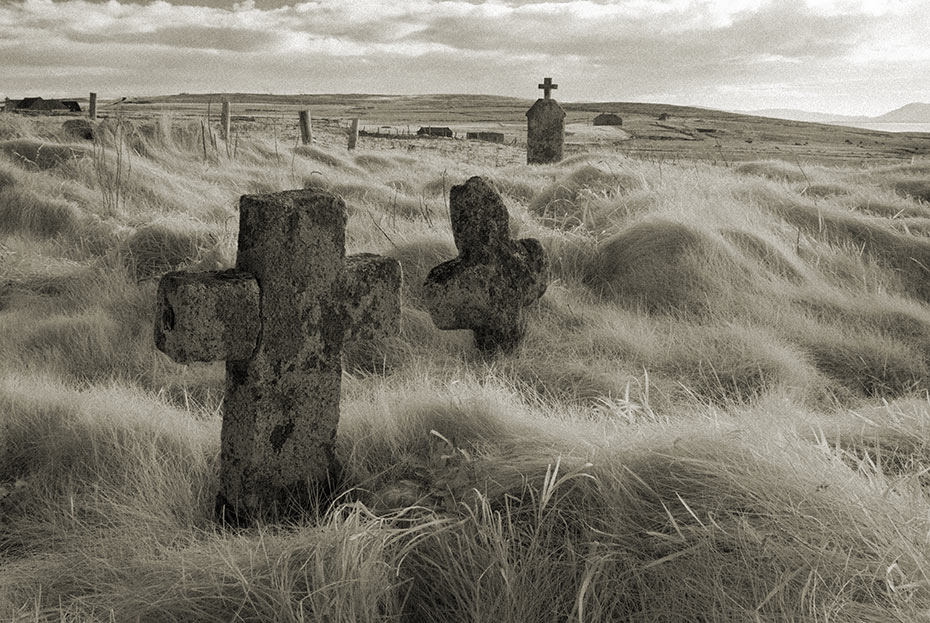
423;176;548;353
155;189;401;523
538;77;558;100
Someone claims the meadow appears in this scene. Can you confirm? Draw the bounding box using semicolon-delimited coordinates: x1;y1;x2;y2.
2;103;930;622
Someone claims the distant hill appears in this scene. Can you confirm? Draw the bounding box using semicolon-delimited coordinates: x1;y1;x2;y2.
744;103;930;125
872;102;930;123
740;108;866;124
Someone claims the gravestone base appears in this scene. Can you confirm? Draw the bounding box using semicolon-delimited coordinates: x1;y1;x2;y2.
214;457;345;526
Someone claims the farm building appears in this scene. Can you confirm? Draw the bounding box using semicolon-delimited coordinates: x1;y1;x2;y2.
417;126;453;137
10;97;82;112
593;113;623;126
465;131;505;143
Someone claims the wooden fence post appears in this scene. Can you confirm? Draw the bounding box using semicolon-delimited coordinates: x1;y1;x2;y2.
221;101;231;141
299;110;312;145
347;118;359;150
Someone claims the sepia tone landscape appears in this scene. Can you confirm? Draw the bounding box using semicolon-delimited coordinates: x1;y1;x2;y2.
3;92;930;621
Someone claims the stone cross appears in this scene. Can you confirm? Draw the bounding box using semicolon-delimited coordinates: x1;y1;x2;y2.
155;189;401;523
423;176;548;353
526;88;566;164
538;77;557;100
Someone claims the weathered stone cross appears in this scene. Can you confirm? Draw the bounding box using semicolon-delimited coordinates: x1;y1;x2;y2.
155;189;401;523
423;176;548;353
538;77;558;100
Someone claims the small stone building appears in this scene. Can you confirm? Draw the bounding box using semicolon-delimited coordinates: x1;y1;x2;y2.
465;131;505;143
12;97;82;112
417;126;453;137
593;113;623;126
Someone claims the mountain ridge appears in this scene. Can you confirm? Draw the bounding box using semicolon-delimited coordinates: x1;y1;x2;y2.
743;102;930;124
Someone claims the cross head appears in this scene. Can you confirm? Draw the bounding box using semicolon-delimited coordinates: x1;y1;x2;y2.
538;77;558;99
155;189;401;524
423;176;548;353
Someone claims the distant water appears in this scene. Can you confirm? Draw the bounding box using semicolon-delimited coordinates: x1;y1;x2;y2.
831;122;930;134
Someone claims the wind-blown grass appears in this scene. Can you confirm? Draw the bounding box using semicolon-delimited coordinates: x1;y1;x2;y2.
2;113;930;621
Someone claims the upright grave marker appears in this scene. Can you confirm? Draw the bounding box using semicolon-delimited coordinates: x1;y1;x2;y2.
299;110;312;145
423;176;549;352
348;118;359;150
155;189;402;523
89;92;97;121
526;77;565;164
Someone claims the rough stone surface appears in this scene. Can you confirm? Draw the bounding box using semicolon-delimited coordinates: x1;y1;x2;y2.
343;253;401;342
153;189;402;523
526;99;566;165
155;270;260;362
423;176;548;352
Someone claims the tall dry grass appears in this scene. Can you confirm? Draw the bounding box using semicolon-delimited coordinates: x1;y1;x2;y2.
2;113;930;621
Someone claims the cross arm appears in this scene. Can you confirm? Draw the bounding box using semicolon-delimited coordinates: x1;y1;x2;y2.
155;269;261;363
342;254;402;343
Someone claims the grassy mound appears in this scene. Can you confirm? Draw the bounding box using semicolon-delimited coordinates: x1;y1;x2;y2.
0;139;91;170
529;163;646;230
584;218;750;316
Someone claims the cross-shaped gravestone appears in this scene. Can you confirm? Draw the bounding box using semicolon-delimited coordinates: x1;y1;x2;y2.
423;176;548;353
538;77;558;100
155;189;401;523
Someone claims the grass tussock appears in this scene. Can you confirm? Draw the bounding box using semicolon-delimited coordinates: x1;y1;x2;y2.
119;219;224;279
3;114;930;621
0;139;91;170
529;163;647;231
584;218;751;316
735;159;808;183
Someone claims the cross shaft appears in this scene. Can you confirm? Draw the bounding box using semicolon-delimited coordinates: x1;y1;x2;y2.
155;189;401;523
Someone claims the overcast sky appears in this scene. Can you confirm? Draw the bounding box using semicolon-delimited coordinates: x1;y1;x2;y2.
1;0;927;116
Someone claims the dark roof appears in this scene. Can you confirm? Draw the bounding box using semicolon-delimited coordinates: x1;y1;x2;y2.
593;112;623;125
417;126;453;136
15;97;82;111
17;97;42;109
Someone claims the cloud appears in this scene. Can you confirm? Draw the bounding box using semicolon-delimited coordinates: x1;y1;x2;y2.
0;0;928;115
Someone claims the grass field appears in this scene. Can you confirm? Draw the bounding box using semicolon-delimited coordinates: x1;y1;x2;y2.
2;100;930;621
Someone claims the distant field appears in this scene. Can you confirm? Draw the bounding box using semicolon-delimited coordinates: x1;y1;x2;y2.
71;92;930;166
2;101;930;622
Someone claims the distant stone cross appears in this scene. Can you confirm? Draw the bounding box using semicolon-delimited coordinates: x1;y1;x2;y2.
155;189;401;523
423;176;548;353
538;77;557;100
